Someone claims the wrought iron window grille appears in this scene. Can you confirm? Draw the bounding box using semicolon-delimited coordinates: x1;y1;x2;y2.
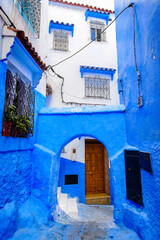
90;20;106;42
2;69;35;138
14;0;41;38
53;30;69;52
85;76;110;99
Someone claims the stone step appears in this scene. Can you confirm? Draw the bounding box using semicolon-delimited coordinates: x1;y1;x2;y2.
59;193;68;212
85;194;110;205
57;187;78;217
57;187;61;202
67;198;78;214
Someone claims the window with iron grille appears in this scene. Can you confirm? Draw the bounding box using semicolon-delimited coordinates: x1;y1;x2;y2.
53;31;69;51
90;20;106;42
13;0;41;38
2;68;35;138
85;76;110;99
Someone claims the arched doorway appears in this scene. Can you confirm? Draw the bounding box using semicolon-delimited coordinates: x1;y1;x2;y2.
35;106;126;220
58;136;111;205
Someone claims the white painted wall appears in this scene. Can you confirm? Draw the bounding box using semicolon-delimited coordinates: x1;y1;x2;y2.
52;1;118;164
61;137;85;163
46;0;119;107
0;18;4;60
0;0;48;96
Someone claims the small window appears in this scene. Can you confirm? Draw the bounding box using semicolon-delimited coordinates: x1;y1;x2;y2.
85;76;110;99
65;175;78;185
90;20;106;42
53;30;69;51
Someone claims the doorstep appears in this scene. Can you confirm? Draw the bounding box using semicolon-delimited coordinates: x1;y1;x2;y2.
85;193;110;205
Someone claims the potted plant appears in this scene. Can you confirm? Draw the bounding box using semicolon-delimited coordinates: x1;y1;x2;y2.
10;115;18;137
15;115;33;138
2;105;16;137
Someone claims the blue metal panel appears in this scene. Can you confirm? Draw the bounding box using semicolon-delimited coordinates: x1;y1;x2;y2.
125;150;143;206
140;152;152;174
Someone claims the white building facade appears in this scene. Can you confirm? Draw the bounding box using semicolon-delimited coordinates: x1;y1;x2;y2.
46;0;119;204
0;0;48;96
46;0;119;107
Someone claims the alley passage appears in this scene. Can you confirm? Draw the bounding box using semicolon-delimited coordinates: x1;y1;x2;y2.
10;204;141;240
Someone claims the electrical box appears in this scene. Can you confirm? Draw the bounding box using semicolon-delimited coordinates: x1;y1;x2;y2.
138;96;143;107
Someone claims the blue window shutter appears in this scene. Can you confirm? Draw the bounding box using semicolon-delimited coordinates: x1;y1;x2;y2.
91;28;96;41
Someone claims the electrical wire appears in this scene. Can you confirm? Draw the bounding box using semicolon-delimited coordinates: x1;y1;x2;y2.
46;3;139;106
48;70;117;96
131;4;141;97
48;71;85;99
0;6;16;28
47;69;118;104
47;3;133;69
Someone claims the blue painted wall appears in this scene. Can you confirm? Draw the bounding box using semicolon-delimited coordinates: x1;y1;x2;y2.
114;1;160;239
58;157;85;203
0;59;46;239
36;106;128;219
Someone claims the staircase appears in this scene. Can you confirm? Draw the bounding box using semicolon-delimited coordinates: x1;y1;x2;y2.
57;187;78;218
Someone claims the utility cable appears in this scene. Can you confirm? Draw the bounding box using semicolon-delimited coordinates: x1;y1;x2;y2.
130;4;141;98
48;71;85;100
47;3;133;69
46;3;139;106
47;68;118;106
48;69;118;98
0;6;16;28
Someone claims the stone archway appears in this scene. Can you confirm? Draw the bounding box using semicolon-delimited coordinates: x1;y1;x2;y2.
33;105;127;220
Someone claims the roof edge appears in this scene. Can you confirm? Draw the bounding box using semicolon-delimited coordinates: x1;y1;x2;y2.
49;0;115;14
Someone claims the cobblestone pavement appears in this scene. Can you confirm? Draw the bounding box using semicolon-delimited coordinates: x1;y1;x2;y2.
10;204;141;240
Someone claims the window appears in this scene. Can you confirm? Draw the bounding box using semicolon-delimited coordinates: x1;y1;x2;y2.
2;68;35;138
53;31;69;51
85;76;110;99
90;20;106;42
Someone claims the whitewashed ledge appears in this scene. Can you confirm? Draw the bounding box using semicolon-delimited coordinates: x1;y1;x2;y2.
39;105;125;115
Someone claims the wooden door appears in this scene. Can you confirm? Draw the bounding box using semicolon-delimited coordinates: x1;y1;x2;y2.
85;143;105;195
